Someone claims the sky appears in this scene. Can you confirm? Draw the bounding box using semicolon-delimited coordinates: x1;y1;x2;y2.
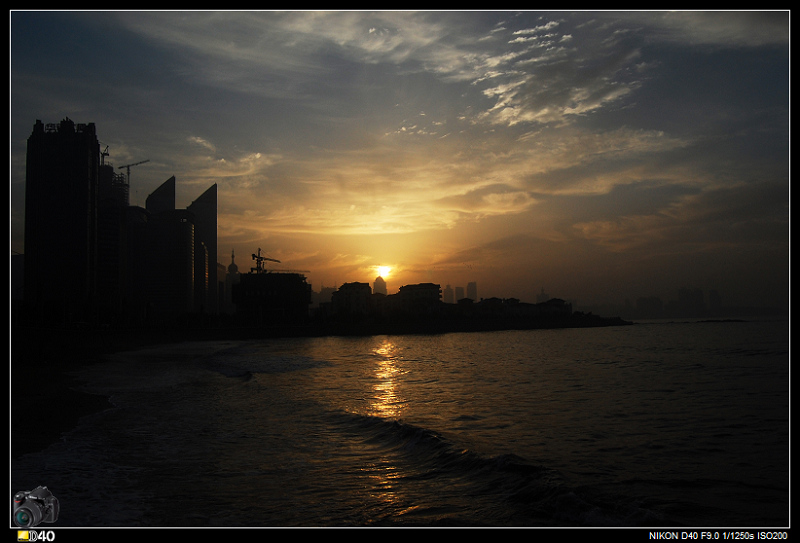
9;10;790;310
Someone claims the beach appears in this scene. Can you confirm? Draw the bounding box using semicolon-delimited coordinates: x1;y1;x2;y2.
10;326;173;460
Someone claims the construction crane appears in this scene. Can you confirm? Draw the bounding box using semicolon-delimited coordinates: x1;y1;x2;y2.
100;145;109;166
118;159;150;185
250;248;310;274
251;248;281;274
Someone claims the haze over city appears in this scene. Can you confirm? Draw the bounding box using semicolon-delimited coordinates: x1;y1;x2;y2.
10;11;789;311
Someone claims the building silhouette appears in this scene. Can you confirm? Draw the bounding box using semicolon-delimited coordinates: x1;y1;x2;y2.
20;118;219;325
467;281;478;302
314;285;337;308
397;283;442;314
331;282;372;316
373;276;387;296
537;288;550;303
187;185;218;314
124;201;195;320
443;284;454;304
232;255;312;324
223;250;241;313
446;282;476;304
96;157;130;320
145;175;175;214
23;118;100;323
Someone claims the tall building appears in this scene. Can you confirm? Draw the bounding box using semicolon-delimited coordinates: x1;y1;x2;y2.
124;177;196;320
373;276;387;296
188;184;218;314
22;118;219;325
96;161;130;319
443;284;454;304
24;118;100;322
146;175;175;214
123;177;218;322
467;281;478;302
232;270;312;323
143;208;196;316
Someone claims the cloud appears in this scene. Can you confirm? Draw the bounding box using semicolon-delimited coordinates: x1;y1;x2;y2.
572;179;789;253
630;11;789;48
188;136;216;152
474;21;646;127
114;12;643;130
115;11;786;139
10;11;788;307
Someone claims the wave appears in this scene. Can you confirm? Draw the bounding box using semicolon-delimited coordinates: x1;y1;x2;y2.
328;411;666;527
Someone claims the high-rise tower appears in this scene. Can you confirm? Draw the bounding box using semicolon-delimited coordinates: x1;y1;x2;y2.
467;281;478;302
24;118;100;322
146;175;175;215
187;184;218;313
96;160;129;319
373;276;387;296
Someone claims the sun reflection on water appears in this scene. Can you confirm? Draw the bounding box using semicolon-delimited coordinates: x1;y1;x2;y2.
360;339;411;513
369;339;406;419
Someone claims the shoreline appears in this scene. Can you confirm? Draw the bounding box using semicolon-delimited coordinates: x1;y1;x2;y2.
10;326;175;460
10;314;630;460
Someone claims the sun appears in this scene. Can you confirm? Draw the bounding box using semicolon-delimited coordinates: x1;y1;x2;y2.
376;266;391;278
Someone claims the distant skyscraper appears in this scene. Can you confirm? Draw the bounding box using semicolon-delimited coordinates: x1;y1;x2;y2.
467;281;477;302
373;276;387;296
224;249;240;307
443;284;454;304
455;286;465;301
537;288;550;303
24;118;100;322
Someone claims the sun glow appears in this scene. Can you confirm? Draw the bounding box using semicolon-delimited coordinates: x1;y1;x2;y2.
376;266;391;278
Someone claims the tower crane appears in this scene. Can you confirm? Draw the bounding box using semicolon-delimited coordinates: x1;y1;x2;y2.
118;159;150;185
250;248;310;274
251;248;281;274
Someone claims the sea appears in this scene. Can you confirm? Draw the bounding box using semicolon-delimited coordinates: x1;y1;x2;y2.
10;317;790;529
